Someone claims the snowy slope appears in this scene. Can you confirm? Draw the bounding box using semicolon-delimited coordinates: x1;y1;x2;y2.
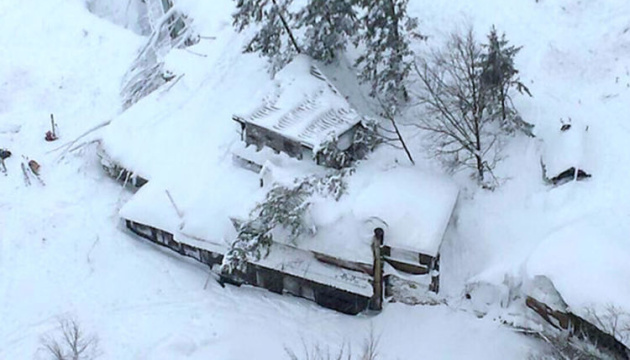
417;0;630;323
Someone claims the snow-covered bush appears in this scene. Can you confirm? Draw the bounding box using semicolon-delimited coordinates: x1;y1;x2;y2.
231;0;418;106
350;121;382;160
232;0;300;74
480;26;533;137
353;0;419;106
316;135;352;170
221;181;313;274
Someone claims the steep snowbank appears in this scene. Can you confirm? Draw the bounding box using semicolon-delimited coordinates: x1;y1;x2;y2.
423;0;630;333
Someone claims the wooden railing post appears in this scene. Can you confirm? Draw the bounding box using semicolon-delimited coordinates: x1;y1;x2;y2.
370;227;384;311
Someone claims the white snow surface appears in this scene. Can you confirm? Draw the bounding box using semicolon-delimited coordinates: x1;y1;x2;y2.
525;211;630;317
4;0;630;358
350;166;458;257
411;0;630;326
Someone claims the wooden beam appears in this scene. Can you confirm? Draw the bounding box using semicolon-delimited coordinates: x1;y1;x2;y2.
370;228;385;311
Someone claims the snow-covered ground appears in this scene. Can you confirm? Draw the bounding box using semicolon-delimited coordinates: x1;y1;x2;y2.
424;0;630;321
2;0;630;358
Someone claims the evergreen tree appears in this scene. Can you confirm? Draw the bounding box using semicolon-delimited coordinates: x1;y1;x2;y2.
354;0;418;106
481;26;533;135
221;182;312;274
221;169;353;274
233;0;301;73
295;0;358;63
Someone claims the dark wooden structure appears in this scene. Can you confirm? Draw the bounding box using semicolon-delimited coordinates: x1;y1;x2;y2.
381;245;441;293
232;115;362;167
123;217;441;315
526;296;629;359
370;228;385;311
125;220;371;315
98;148;148;188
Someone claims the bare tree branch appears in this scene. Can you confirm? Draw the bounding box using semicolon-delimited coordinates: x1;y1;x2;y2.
40;316;100;360
412;27;502;187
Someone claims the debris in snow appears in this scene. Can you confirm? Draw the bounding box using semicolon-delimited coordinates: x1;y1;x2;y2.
0;149;11;174
28;160;40;175
45;114;59;142
551;167;591;185
0;149;11;160
21;162;31;186
20;158;45;186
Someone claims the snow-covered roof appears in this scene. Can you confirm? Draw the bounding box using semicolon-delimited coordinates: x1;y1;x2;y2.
272;165;459;262
353;167;459;256
119;181;374;297
119;166;263;245
542;119;591;176
252;242;374;297
120;163;458;271
119;181;183;235
233;54;364;149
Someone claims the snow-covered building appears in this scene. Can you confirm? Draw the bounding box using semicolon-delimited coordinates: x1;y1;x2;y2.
97;47;459;314
118;165;458;314
232;55;366;168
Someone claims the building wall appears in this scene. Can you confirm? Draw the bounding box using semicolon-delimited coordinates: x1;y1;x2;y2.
244;123;307;160
125;220;371;315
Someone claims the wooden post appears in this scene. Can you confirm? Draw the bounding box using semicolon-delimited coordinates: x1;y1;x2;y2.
370;227;384;311
50;114;56;138
429;255;440;293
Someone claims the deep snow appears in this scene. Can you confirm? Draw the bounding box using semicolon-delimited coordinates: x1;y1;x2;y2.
2;0;630;358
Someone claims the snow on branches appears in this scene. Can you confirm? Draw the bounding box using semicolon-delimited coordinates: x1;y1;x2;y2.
231;0;418;106
221;168;354;274
121;1;197;109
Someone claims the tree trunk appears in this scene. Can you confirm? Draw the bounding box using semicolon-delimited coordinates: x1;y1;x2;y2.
475;154;484;182
386;111;415;165
500;86;507;122
272;0;301;54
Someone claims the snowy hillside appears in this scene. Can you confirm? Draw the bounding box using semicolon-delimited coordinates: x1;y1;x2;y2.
1;0;630;359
